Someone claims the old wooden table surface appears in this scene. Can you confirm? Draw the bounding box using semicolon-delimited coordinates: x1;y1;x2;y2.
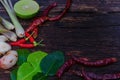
1;0;120;80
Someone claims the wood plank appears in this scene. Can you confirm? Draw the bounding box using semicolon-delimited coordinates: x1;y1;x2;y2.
38;0;120;12
37;0;120;12
16;13;120;28
1;0;120;13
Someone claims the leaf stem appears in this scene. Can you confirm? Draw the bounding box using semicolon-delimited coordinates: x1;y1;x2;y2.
45;61;56;76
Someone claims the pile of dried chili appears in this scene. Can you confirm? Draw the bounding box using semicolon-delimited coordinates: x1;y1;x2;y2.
56;51;118;80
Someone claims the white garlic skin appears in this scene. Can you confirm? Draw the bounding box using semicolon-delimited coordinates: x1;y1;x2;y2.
0;50;18;69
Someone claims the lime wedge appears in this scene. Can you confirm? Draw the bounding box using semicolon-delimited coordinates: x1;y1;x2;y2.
14;0;40;19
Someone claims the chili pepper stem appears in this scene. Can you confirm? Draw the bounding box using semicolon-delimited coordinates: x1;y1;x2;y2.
34;39;45;47
25;32;34;41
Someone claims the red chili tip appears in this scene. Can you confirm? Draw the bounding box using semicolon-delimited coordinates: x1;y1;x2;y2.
111;58;117;62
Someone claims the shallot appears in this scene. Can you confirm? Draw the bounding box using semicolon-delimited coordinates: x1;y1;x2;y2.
0;50;18;69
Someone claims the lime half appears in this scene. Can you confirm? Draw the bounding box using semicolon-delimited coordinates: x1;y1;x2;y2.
14;0;40;19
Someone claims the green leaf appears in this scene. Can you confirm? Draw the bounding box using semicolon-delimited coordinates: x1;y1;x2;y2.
17;62;35;80
10;68;18;80
32;72;48;80
40;51;64;76
17;51;47;80
17;49;30;66
27;51;47;71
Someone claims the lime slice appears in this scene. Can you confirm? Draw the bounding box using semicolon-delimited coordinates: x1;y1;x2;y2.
14;0;40;19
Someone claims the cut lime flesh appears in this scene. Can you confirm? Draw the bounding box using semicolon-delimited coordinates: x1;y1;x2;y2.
14;0;40;19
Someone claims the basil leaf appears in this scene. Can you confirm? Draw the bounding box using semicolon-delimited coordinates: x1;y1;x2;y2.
10;68;18;80
17;51;47;80
32;72;48;80
17;49;30;66
40;51;64;76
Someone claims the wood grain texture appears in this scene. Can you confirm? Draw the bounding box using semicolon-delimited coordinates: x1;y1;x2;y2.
1;0;120;13
0;0;120;80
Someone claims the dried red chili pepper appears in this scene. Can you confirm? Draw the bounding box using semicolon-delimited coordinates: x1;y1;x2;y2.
71;69;96;80
26;0;71;33
56;59;75;78
42;2;57;16
33;27;38;38
72;57;117;67
48;0;71;21
102;73;120;80
86;72;102;80
87;72;120;80
70;70;82;76
70;68;92;80
86;72;107;80
25;16;47;33
71;69;120;80
56;58;88;78
81;68;92;80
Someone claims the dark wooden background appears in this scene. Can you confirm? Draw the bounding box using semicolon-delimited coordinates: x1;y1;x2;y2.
1;0;120;80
